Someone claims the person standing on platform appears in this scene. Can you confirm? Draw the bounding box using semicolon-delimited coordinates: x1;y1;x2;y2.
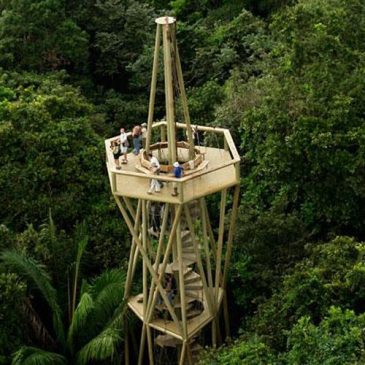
171;161;184;196
141;123;147;148
119;128;129;164
110;139;121;170
132;124;142;155
147;152;161;194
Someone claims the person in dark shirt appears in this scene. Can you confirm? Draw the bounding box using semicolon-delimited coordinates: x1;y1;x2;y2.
172;161;183;196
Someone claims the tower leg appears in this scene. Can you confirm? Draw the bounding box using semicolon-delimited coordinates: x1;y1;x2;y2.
124;317;130;365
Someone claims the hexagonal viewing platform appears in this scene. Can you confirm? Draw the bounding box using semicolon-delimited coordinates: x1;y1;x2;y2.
105;121;240;204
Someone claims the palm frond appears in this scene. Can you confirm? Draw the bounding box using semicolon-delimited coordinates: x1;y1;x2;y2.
67;293;95;354
1;250;65;346
75;328;122;365
12;346;67;365
71;223;89;317
90;270;126;324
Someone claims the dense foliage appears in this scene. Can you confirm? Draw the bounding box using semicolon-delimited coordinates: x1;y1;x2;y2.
0;0;364;363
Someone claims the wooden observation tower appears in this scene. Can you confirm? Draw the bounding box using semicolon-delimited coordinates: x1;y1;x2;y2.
105;16;240;365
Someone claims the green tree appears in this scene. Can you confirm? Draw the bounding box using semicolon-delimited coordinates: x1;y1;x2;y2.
284;307;365;364
251;236;365;349
0;273;26;363
0;71;104;230
93;0;154;88
0;0;88;71
198;335;277;365
234;0;365;235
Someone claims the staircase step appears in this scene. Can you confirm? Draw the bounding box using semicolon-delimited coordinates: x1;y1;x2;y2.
174;296;196;308
158;263;174;274
170;262;193;273
185;281;203;290
182;247;195;254
184;271;201;283
182;258;196;266
185;289;203;300
190;343;203;352
181;230;190;239
155;334;180;348
182;253;197;262
182;237;193;246
187;309;202;319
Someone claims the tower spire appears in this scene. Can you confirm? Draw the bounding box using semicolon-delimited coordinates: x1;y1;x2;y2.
145;16;195;163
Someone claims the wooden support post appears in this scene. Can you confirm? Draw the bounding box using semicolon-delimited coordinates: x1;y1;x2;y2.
146;24;161;153
186;343;193;365
147;326;154;365
199;198;214;289
145;204;170;321
124;317;130;365
161;124;166;142
172;24;195;160
138;325;146;365
202;198;217;260
145;205;182;326
142;201;148;318
215;189;227;300
222;185;240;338
115;196;183;333
179;341;187;365
162;20;177;164
223;294;230;340
212;320;217;348
176;213;188;341
123;196;136;221
153;203;170;270
138;200;149;365
124;200;142;298
183;205;214;315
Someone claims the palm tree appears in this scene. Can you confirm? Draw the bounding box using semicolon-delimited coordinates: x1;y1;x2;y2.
1;230;127;365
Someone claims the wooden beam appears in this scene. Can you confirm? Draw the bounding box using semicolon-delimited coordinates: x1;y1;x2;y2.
116;196;183;334
162;20;177;164
183;205;214;315
202;199;217;260
222;185;240;338
179;341;187;365
124;317;130;365
147;326;154;365
176;214;188;341
138;324;146;365
146;24;161;153
215;189;227;301
145;204;170;321
222;185;240;287
172;25;195;160
223;130;240;160
199;198;214;289
123;196;136;221
124;200;142;298
145;206;182;325
142;200;148;318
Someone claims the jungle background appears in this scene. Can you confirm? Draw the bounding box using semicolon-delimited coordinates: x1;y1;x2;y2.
1;0;365;364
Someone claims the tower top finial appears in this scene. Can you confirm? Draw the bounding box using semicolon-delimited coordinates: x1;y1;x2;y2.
155;16;176;25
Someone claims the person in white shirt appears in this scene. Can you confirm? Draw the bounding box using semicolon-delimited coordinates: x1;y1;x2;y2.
147;152;161;194
141;123;147;148
119;128;129;163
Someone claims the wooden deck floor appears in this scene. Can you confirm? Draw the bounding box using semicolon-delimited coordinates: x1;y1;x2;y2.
105;141;239;203
127;288;224;340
